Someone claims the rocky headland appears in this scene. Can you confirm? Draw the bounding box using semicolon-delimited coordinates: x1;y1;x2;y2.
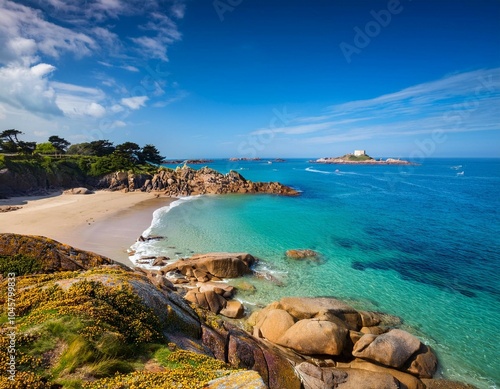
0;233;476;388
0;165;298;198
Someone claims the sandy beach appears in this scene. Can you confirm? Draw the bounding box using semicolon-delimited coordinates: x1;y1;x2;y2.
0;191;175;267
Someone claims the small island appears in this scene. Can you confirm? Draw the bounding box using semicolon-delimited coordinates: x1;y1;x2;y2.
313;150;413;165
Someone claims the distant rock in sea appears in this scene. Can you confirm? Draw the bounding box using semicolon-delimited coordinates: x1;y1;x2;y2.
313;151;413;165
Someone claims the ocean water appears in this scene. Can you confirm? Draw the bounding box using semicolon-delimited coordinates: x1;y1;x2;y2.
131;158;500;388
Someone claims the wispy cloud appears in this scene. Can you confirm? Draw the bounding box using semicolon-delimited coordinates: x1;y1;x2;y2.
52;81;107;118
0;0;96;64
0;0;188;136
121;96;149;110
252;68;500;146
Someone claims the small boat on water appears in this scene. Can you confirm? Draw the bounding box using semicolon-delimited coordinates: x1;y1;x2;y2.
457;171;465;176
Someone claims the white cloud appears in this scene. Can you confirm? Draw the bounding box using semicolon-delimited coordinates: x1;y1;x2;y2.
86;102;106;117
0;62;62;116
253;68;500;146
0;0;188;141
131;12;182;61
111;120;126;128
0;0;95;64
121;65;139;72
152;90;188;107
171;2;186;19
121;96;149;110
52;81;107;118
111;104;124;113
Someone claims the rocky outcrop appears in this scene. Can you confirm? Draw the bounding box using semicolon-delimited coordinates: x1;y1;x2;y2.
163;253;256;318
352;329;422;368
249;296;440;388
138;166;299;196
0;233;120;273
162;252;256;280
277;318;348;355
295;362;401;389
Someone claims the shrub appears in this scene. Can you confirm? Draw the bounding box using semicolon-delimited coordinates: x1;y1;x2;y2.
0;254;41;277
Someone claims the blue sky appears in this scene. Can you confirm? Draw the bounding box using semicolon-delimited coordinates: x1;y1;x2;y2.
0;0;499;158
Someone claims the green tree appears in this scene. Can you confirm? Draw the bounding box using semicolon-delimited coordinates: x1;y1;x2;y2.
67;143;92;155
35;142;58;154
115;142;141;162
139;144;164;164
48;135;71;153
0;129;24;153
89;140;115;156
17;141;37;155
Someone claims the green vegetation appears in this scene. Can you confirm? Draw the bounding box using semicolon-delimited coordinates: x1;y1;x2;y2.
1;129;165;180
0;254;41;277
0;266;235;388
344;153;373;161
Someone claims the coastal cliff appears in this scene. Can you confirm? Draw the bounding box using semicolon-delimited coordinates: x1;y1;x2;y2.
0;234;475;389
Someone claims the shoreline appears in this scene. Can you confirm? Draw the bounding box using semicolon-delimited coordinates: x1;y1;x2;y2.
0;191;175;267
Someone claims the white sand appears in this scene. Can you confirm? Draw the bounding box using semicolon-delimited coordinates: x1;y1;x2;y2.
0;191;175;266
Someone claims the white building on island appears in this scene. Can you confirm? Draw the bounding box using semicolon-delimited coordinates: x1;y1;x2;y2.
354;150;366;156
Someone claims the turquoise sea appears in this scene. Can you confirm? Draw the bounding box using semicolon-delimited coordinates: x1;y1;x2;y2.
131;158;500;388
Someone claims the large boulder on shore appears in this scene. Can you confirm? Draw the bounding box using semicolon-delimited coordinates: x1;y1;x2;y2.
257;308;295;343
405;343;438;378
276;296;361;330
276;318;348;355
162;252;256;279
295;362;401;389
353;329;422;369
347;359;426;389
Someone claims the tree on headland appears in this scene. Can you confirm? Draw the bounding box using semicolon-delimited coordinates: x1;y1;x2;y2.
67;140;115;156
115;142;141;162
48;135;70;153
67;142;91;155
17;141;37;155
35;142;58;154
89;140;115;156
0;129;24;153
138;144;164;164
